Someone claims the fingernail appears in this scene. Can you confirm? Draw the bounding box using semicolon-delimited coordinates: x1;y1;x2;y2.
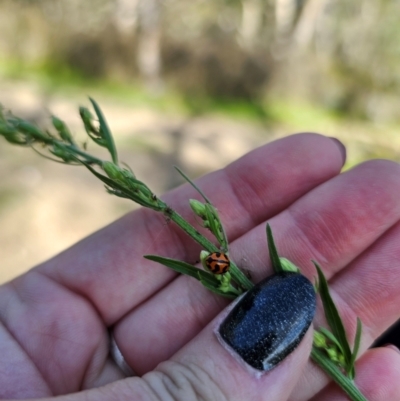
383;343;400;354
218;272;316;372
329;137;346;165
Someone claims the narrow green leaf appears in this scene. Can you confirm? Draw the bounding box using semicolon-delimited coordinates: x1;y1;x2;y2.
279;257;300;273
174;166;212;204
145;255;237;299
174;167;229;251
228;260;254;291
313;262;352;369
144;255;218;282
311;347;368;401
198;274;237;299
348;317;363;380
353;317;363;359
79;161;128;192
318;327;345;354
204;203;227;249
314;276;319;293
80;160;158;209
89;97;118;165
266;224;284;273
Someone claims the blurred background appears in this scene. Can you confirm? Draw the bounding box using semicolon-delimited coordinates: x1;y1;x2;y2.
1;0;400;283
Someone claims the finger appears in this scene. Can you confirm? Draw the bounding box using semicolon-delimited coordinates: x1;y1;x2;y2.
30;272;317;401
247;160;400;400
328;220;400;345
0;271;110;396
36;133;344;324
310;346;400;401
235;159;400;283
140;272;315;401
290;219;400;400
0;320;52;398
114;159;400;375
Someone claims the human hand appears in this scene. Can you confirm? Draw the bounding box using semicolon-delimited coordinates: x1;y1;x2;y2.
1;133;400;400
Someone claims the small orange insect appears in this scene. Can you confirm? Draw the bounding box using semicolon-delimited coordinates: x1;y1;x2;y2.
205;252;230;275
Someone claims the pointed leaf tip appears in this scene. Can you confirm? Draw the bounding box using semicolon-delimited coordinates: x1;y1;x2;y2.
266;223;284;273
313;261;353;372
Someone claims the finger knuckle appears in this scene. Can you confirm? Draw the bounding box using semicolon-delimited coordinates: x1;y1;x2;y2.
143;360;228;401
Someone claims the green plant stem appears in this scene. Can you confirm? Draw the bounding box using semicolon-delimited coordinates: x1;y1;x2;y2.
163;206;253;291
63;144;104;165
311;347;367;401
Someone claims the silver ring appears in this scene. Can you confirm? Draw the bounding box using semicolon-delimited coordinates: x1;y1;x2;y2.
110;331;136;377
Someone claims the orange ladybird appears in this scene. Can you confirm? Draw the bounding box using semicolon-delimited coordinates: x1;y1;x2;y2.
205;252;230;275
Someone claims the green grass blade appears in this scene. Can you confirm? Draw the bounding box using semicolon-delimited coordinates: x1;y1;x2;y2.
174;166;211;203
318;327;345;353
80;161;123;188
266;224;284;273
144;255;217;282
198;275;237;299
311;347;368;401
314;261;352;368
348;317;363;380
89;97;118;165
145;255;237;299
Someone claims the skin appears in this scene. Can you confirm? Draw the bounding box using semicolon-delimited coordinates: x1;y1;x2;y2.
1;132;400;400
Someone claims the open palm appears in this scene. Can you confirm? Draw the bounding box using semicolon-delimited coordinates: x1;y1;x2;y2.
1;133;400;401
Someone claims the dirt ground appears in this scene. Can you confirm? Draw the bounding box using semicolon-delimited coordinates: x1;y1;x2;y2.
1;79;400;283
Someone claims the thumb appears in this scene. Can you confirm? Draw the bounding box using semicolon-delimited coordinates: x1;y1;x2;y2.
32;272;316;401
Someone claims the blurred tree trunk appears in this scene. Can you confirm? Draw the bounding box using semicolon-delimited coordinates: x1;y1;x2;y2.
274;0;296;40
137;0;163;93
271;0;331;58
292;0;330;51
114;0;140;34
238;0;264;50
271;0;297;57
